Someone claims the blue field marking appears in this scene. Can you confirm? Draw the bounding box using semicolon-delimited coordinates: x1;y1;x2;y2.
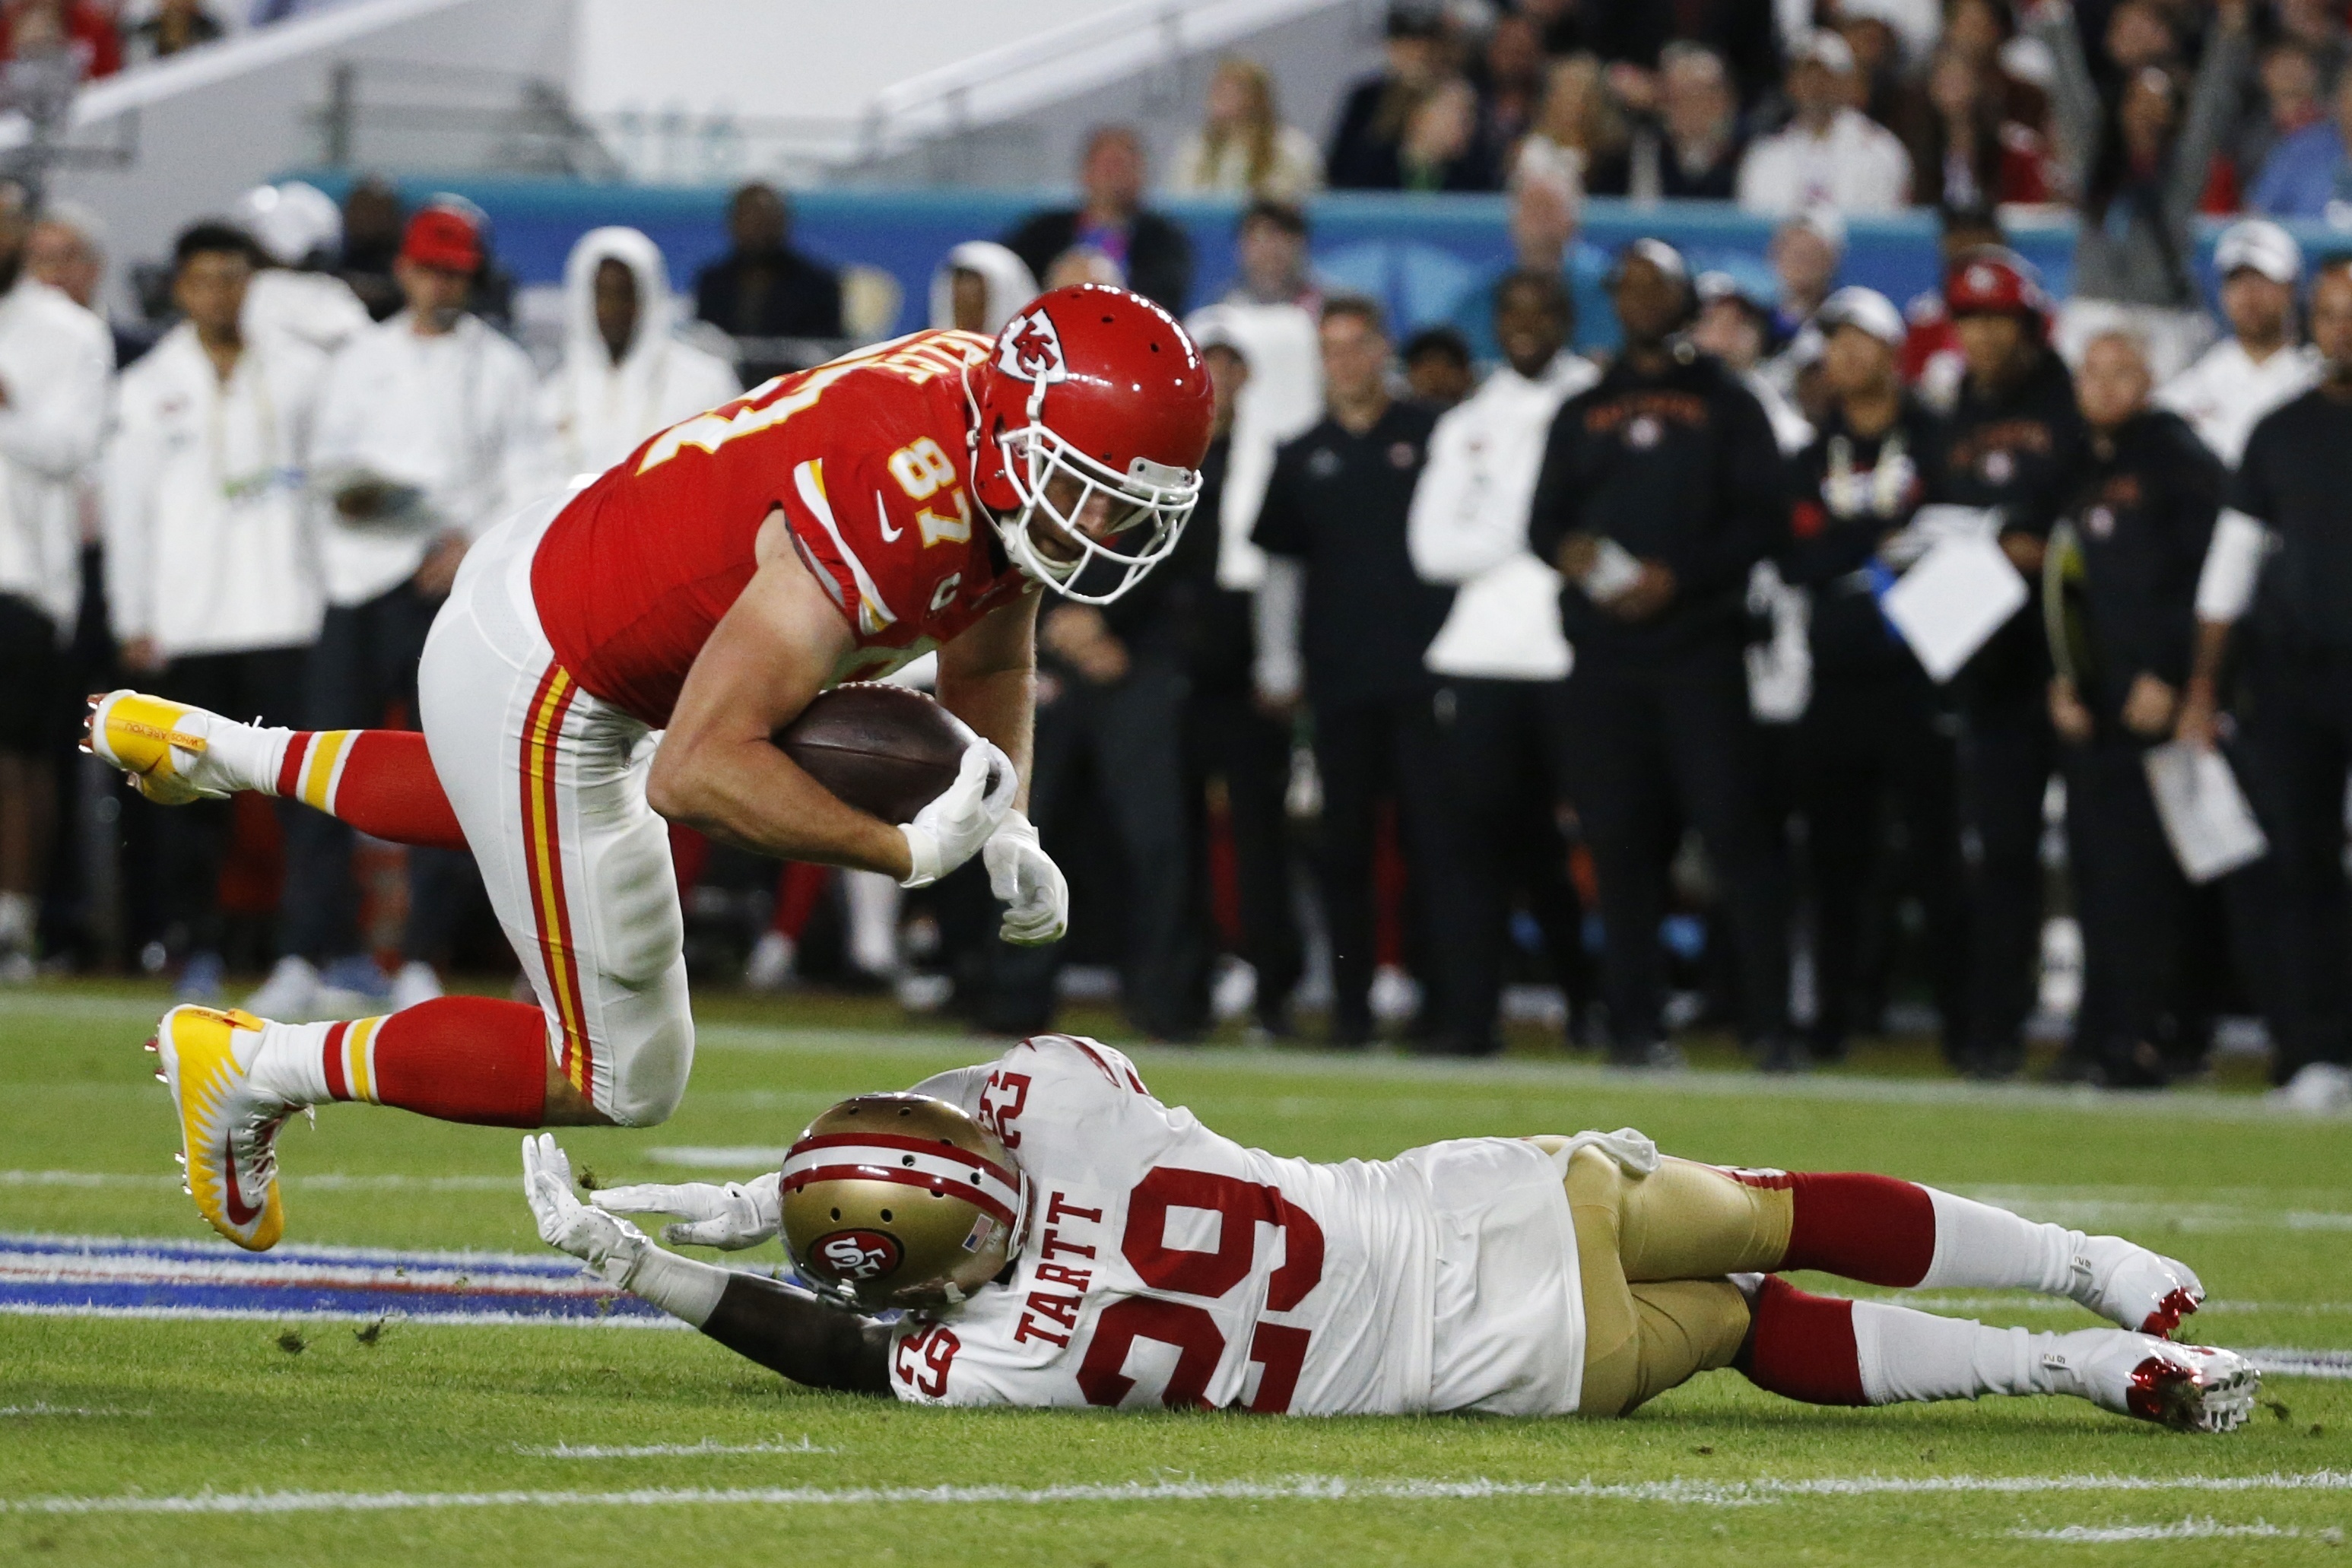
0;1233;685;1328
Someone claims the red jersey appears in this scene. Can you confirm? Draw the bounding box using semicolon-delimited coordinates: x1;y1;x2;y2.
532;330;1033;726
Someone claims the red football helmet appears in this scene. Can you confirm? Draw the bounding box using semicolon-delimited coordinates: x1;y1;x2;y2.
964;284;1213;605
1944;246;2050;325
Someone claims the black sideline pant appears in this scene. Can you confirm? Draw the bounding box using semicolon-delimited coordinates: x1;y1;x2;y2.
148;647;307;956
1186;686;1303;1027
2235;646;2352;1078
2063;734;2189;1080
1957;690;2056;1073
1557;642;1789;1052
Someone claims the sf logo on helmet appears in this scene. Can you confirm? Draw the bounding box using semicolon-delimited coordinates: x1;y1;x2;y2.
998;308;1068;384
814;1229;903;1281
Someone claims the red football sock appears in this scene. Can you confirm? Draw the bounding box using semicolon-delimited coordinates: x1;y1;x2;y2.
1737;1276;1867;1406
275;730;467;851
1780;1172;1937;1287
340;998;550;1126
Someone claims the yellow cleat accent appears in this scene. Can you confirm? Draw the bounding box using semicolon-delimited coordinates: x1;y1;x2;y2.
150;1005;287;1252
84;690;219;806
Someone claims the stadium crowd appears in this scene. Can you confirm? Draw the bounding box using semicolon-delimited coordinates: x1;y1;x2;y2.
6;0;2352;1111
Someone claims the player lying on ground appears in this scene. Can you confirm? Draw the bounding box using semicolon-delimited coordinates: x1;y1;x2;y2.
523;1033;2256;1430
84;284;1214;1251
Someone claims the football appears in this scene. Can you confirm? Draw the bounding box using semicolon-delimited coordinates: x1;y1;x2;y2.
773;682;975;824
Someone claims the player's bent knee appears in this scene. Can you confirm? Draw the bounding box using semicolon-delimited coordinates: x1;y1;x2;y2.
596;1005;695;1128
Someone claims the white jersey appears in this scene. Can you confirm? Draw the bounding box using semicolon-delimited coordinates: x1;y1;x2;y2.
2155;338;2320;468
885;1036;1585;1417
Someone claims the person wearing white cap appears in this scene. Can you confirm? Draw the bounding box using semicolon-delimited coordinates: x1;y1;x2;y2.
2155;219;2319;469
1735;31;1913;216
926;241;1039;338
230;182;372;358
1782;284;1968;1069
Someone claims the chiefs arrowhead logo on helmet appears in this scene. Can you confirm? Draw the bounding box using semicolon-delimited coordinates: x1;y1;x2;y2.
997;306;1068;384
813;1228;903;1283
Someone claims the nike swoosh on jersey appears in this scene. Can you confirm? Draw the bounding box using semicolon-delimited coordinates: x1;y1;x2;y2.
874;492;903;542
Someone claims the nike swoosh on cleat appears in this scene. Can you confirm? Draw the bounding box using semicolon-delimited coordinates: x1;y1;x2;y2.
221;1133;262;1227
874;492;902;541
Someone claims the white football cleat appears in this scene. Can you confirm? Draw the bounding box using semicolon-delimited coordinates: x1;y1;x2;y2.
2043;1330;2258;1433
2067;1234;2204;1338
84;691;252;805
149;1005;292;1251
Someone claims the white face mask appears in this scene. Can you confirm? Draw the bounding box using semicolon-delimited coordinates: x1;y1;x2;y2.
990;395;1200;607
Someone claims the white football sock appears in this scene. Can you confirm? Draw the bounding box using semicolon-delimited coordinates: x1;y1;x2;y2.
1915;1187;2085;1297
240;1017;338;1107
199;714;295;797
1852;1300;2093;1404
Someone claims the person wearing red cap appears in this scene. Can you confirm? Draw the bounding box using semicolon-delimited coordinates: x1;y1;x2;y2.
244;198;551;1024
1928;244;2087;1081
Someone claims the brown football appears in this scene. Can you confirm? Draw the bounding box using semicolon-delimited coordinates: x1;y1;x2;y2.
774;683;976;825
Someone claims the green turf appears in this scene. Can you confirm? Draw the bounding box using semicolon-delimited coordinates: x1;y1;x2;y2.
2;980;2348;1566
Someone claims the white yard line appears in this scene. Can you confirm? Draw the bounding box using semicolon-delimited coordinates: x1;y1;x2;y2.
8;1470;2352;1516
0;1405;151;1417
0;1302;689;1329
2010;1517;2312;1542
0;1171;517;1192
514;1438;835;1458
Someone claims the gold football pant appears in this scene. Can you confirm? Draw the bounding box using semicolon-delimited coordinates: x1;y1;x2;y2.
1538;1142;1795;1417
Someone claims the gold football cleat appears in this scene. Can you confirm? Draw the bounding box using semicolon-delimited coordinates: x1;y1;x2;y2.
84;690;224;806
148;1005;287;1252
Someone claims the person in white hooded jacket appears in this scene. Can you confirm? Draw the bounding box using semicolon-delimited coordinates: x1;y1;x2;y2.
1407;268;1598;1050
0;184;111;980
106;222;329;1001
541;227;741;485
927;240;1038;338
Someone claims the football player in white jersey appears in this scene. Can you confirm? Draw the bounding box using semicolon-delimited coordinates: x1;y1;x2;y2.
522;1034;2256;1431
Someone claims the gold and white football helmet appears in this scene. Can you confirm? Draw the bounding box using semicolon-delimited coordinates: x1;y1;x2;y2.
779;1093;1027;1310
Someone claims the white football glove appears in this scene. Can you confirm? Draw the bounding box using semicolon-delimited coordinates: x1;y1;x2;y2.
591;1170;782;1250
522;1133;649;1290
899;738;1017;889
983;809;1068;945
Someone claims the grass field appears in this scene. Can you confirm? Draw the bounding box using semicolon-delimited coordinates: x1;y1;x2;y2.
2;979;2348;1566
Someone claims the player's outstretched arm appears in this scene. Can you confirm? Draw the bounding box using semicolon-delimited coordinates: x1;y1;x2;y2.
939;593;1071;944
649;510;918;878
522;1136;890;1395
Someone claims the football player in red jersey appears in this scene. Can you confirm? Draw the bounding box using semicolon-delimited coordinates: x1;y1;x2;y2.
87;284;1214;1251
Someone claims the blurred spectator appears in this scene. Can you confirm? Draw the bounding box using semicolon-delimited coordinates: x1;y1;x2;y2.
2039;0;2249;383
1782;285;1966;1065
1931;246;2082;1079
1737;32;1913;214
1178;315;1304;1036
1900;41;2055;208
1518;54;1630;192
1767;205;1844;341
926;240;1038;336
0;182;110;981
1900;205;2010;411
1408;268;1595;1054
1327;5;1449;190
1590;42;1744;202
258;205;549;1020
1581;0;1782;109
1251;296;1481;1050
2234;42;2324;193
337;176;405;322
1446;161;1615;360
2046;327;2219;1086
1837;2;1921;135
1397;76;1499;192
0;0;121;80
1528;240;1793;1069
2277;0;2349;90
1221;200;1319;310
232;181;372;358
122;0;221;65
1474;11;1548;157
24;201;98;306
1167;56;1323;205
2178;256;2352;1112
696;181;843;382
1693;268;1813;452
1005;127;1192;313
1042;246;1125;290
105;223;325;1001
541;227;739;483
1521;0;1587;56
1401;325;1473;407
2252;56;2352;221
2157;219;2318;466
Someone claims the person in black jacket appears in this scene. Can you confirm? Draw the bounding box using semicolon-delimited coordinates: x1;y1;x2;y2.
2046;330;2221;1088
694;183;843;384
1931;248;2084;1079
2176;256;2352;1110
1003;128;1193;315
1326;6;1449;192
1528;239;1792;1068
1782;287;1968;1068
1252;296;1481;1051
